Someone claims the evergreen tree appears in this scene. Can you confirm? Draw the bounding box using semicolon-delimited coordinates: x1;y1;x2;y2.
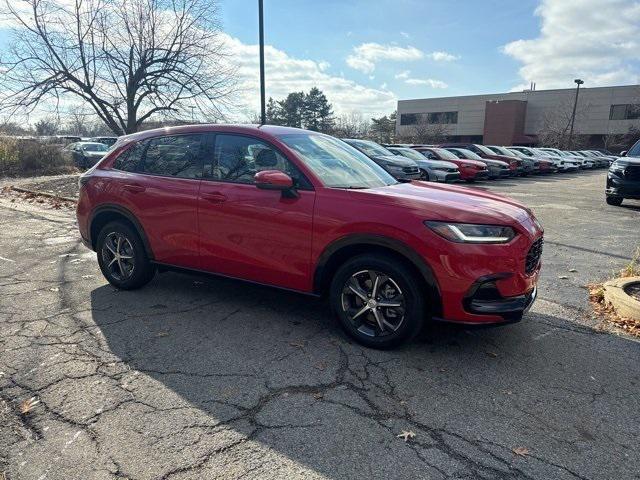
278;91;306;128
266;97;284;125
369;110;397;143
303;87;334;132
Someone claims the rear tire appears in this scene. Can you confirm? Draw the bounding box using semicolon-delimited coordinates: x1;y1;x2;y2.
329;254;427;349
96;221;155;289
606;196;623;206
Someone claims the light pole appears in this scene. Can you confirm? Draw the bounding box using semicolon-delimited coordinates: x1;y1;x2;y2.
258;0;266;125
568;78;584;149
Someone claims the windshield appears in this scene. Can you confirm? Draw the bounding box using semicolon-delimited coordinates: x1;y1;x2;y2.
430;148;458;160
347;139;393;157
454;148;483;160
506;148;525;157
278;134;397;189
82;143;108;151
474;144;495;156
393;148;425;162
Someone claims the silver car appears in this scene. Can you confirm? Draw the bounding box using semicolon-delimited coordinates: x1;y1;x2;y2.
386;146;460;182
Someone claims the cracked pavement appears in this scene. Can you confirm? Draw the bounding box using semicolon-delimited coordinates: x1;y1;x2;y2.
1;171;639;479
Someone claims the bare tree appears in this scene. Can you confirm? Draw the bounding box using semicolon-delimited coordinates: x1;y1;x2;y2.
535;98;590;149
398;116;450;144
331;112;370;138
0;0;236;135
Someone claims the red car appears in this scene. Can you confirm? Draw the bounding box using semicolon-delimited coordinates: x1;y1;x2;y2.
76;125;543;349
413;146;490;182
439;143;522;175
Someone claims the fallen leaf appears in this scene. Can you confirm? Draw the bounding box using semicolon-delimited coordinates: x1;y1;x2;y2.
486;351;498;358
289;341;305;348
397;430;416;442
313;392;324;400
313;362;326;371
20;397;40;414
81;275;94;279
568;268;577;272
558;275;569;279
155;331;170;337
512;447;529;457
49;287;59;292
501;389;513;395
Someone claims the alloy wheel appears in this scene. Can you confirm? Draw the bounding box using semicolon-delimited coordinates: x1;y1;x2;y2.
101;232;135;281
341;269;406;337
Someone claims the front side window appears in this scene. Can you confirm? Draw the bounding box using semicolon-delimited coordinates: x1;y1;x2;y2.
278;133;396;189
140;134;206;179
212;134;310;188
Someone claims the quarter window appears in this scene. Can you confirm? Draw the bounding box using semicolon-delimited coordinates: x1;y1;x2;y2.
139;134;206;179
212;134;311;189
114;142;145;172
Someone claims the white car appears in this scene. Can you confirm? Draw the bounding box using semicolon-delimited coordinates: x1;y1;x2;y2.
537;148;594;169
509;146;577;172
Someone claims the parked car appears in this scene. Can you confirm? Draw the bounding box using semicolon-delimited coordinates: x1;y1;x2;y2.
385;146;460;182
569;151;608;168
342;139;421;180
64;141;110;168
413;146;490;182
76;125;543;349
538;148;594;169
439;143;521;176
606;140;640;206
89;136;119;148
528;147;580;172
583;150;616;166
487;146;556;174
444;147;510;179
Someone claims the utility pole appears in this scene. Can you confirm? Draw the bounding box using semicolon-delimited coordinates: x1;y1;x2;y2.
258;0;266;125
568;78;584;149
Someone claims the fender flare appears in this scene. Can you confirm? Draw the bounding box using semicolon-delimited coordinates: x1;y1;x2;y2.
89;204;154;259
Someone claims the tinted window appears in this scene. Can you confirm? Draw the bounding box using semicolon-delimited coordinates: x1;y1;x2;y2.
114;142;145;172
628;139;640;158
139;134;205;179
213;134;311;189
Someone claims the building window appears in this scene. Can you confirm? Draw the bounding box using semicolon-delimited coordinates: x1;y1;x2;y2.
609;104;640;120
400;111;458;125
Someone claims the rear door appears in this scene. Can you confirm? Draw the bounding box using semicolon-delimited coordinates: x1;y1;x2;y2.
109;133;208;269
197;133;315;291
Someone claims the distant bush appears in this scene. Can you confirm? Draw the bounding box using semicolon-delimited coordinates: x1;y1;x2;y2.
0;137;75;176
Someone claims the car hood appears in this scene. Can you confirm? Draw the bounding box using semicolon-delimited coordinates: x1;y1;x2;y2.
371;155;417;167
356;181;534;226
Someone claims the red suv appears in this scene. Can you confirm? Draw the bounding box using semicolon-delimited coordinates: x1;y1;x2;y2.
76;125;543;348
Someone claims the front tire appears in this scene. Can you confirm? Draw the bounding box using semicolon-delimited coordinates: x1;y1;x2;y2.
329;254;427;349
606;196;623;206
96;221;155;289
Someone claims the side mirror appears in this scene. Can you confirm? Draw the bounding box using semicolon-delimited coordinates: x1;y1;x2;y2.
620;150;627;157
255;170;294;191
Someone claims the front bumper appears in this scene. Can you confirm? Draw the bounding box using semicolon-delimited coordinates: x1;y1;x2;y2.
607;174;640;198
463;274;537;322
434;171;461;183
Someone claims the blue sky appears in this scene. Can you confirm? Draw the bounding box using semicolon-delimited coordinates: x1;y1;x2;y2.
1;0;639;120
220;0;540;100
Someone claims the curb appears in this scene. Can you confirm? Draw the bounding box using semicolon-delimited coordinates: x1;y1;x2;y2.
603;276;640;321
10;186;78;203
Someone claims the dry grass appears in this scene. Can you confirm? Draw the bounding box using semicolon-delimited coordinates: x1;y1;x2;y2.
619;247;640;278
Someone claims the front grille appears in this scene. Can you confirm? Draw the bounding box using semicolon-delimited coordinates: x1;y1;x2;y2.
625;165;640;180
525;237;544;275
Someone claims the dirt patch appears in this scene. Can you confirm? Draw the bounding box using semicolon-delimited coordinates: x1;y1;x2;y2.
17;175;80;199
1;186;76;210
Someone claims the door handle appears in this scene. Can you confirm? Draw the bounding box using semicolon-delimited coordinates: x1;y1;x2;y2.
123;183;145;193
202;192;227;204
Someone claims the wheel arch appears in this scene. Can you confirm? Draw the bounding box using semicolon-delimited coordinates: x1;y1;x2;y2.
313;234;442;317
89;205;154;259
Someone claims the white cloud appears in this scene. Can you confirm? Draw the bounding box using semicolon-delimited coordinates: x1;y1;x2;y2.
395;70;411;80
503;0;640;89
404;78;448;88
428;51;459;62
221;34;397;118
346;42;424;74
400;31;410;39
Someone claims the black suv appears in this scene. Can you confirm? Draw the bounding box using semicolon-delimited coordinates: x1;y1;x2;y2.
342;139;421;180
606;140;640;206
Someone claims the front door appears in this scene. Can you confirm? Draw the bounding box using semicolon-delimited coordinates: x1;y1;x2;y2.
198;133;315;292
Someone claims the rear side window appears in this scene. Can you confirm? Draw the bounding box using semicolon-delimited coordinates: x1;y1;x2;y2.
139;134;206;179
211;134;311;189
114;142;145;172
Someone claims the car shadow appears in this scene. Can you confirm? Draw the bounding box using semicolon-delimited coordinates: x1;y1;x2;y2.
89;270;640;478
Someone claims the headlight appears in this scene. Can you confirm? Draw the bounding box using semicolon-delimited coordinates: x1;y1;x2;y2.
609;164;625;175
424;221;516;244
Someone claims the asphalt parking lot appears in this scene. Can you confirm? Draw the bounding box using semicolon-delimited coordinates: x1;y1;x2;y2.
1;171;639;480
